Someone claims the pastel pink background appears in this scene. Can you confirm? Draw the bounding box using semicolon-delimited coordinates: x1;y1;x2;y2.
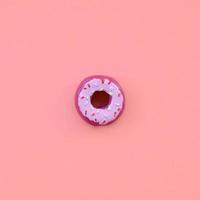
0;0;200;199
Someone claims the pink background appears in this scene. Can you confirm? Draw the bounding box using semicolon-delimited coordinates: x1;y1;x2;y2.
0;0;200;199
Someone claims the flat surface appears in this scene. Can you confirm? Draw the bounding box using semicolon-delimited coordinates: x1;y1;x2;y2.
0;0;200;199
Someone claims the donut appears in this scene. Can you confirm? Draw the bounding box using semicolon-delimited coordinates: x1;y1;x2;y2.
75;75;125;126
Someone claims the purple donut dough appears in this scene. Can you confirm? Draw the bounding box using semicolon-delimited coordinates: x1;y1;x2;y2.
75;75;125;126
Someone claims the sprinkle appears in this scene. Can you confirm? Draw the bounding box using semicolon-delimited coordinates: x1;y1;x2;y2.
108;81;111;85
118;93;121;97
84;88;87;90
109;86;114;90
117;108;121;112
114;112;117;117
84;101;89;106
81;96;85;99
99;88;104;91
94;118;97;122
102;120;106;124
115;102;120;107
85;110;87;115
101;79;105;84
94;82;99;87
107;106;111;111
91;113;95;116
109;92;113;96
88;84;91;88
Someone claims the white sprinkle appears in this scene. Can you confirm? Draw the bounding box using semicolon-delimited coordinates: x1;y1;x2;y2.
108;92;113;96
115;102;120;107
84;100;89;106
107;106;112;111
109;86;114;90
99;88;104;91
94;82;99;87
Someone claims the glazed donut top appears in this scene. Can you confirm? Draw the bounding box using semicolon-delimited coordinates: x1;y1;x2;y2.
76;76;125;125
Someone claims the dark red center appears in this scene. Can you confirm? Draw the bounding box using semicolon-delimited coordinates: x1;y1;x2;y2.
90;91;111;109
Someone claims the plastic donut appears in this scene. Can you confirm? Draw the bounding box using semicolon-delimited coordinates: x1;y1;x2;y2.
75;75;125;126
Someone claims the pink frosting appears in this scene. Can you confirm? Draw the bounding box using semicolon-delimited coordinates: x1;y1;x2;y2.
75;75;125;126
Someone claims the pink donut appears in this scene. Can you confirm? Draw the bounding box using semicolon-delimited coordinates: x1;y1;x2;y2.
75;75;125;126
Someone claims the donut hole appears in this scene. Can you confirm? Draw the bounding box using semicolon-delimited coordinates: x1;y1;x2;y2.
91;91;111;109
